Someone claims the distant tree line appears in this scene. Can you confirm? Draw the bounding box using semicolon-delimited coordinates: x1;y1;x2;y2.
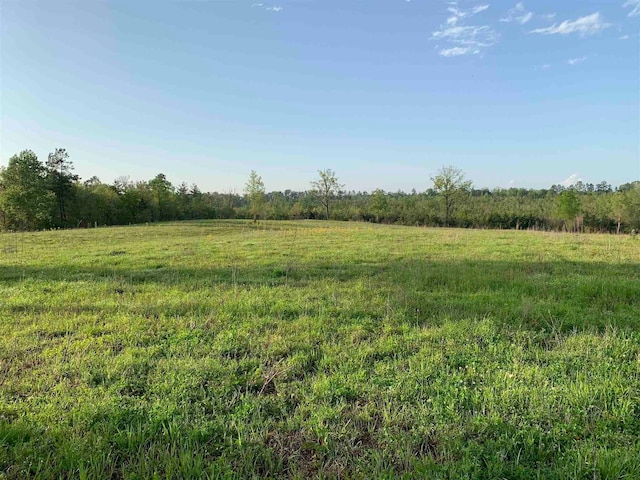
1;149;639;233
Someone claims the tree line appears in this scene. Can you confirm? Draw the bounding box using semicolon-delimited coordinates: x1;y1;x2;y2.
1;149;638;233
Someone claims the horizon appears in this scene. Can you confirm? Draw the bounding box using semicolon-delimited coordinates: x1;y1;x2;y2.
2;0;639;192
1;148;634;194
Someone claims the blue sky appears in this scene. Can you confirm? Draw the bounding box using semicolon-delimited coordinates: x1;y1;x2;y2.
1;0;638;192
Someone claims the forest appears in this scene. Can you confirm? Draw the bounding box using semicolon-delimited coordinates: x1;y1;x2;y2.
1;149;638;233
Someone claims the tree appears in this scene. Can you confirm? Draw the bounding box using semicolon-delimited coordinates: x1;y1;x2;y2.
311;169;343;220
0;150;55;229
370;189;388;223
84;176;101;188
148;173;175;221
596;181;612;193
46;148;78;226
620;184;640;231
244;170;265;222
430;165;472;226
556;189;582;231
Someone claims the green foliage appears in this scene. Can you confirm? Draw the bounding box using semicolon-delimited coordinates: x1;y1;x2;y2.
620;183;640;229
1;221;639;478
0;150;638;233
431;166;473;226
369;189;388;222
0;150;55;230
310;169;344;220
245;170;266;222
148;173;176;221
556;190;582;231
46;148;78;226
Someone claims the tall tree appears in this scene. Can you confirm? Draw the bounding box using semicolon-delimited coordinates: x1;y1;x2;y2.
430;165;472;226
556;189;582;231
244;170;266;223
46;148;78;226
311;169;343;220
0;150;55;229
148;173;175;221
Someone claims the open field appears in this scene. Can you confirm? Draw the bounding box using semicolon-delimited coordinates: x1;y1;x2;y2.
1;220;639;479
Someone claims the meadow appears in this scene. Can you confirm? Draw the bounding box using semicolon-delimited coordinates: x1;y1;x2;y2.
1;220;639;479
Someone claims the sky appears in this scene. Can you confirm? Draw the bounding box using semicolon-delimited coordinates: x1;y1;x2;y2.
1;0;639;193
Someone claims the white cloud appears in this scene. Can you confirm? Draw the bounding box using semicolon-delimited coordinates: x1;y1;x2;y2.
519;12;534;24
252;3;282;12
623;0;640;17
567;56;588;65
447;4;490;20
433;25;499;55
440;46;480;57
472;5;490;14
533;63;551;71
445;3;490;26
562;174;582;188
433;25;498;46
433;3;498;57
530;13;609;36
501;3;534;24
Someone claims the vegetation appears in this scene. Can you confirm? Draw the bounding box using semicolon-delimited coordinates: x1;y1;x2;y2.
46;148;77;226
0;151;55;230
1;221;639;478
556;190;582;232
430;165;472;227
310;169;344;221
1;149;639;233
245;171;266;223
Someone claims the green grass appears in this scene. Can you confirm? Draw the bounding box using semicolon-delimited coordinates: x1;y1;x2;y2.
1;220;639;479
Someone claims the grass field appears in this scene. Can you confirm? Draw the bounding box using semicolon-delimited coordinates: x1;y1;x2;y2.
1;220;639;479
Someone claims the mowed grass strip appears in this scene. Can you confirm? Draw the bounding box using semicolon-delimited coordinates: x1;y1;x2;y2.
1;221;639;479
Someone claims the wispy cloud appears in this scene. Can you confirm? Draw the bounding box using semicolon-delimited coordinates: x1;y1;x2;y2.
518;12;534;24
533;63;551;71
530;13;610;36
433;3;498;57
567;56;588;65
445;3;490;26
440;46;479;57
252;3;283;12
500;3;533;25
623;0;640;17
